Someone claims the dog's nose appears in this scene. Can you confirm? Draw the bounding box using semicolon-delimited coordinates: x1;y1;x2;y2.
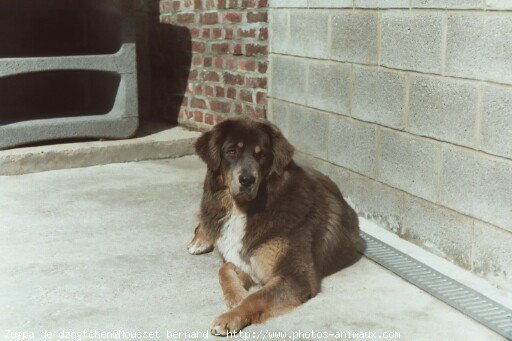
239;173;255;186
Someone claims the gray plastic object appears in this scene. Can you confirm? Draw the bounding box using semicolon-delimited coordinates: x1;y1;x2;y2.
0;1;138;149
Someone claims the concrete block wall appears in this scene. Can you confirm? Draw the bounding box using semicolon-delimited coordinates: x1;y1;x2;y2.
268;0;512;291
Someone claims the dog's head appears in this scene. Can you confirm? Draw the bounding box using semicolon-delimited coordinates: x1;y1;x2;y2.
195;116;294;203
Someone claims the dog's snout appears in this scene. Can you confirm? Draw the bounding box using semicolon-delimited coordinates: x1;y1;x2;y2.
239;173;256;186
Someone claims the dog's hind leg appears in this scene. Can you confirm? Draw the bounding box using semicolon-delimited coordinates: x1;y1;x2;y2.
187;225;214;255
211;275;313;336
219;262;254;309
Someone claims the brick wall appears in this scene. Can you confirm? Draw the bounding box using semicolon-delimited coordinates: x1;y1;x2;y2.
268;0;512;291
159;0;268;129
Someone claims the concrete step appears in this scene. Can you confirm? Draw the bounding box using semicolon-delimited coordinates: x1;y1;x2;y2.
0;121;200;176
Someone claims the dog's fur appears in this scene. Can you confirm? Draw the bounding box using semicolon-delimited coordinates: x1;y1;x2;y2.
188;115;361;335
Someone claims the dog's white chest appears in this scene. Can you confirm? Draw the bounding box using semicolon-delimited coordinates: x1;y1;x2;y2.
216;208;252;275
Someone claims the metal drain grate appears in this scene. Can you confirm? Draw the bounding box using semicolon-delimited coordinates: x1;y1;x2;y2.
361;232;512;340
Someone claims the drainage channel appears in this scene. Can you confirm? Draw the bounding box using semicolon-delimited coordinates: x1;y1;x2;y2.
361;231;512;340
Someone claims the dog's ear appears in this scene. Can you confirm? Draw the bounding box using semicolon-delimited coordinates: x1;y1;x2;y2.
195;129;221;171
266;122;294;176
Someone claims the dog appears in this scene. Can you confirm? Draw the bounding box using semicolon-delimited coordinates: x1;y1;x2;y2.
187;115;361;336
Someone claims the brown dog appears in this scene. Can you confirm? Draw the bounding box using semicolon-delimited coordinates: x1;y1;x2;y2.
187;115;361;336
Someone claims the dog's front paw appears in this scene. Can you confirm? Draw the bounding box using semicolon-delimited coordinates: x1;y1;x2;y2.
210;311;248;336
187;238;214;255
187;226;214;255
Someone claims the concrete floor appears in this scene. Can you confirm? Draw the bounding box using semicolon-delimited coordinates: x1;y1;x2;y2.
0;156;503;340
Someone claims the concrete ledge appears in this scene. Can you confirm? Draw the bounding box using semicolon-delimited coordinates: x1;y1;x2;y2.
0;123;200;176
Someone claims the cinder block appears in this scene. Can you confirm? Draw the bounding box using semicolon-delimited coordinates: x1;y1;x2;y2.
307;60;350;115
412;0;482;8
486;0;512;9
331;11;378;64
473;221;512;291
352;65;406;129
347;172;405;234
446;13;512;85
269;10;288;54
289;10;329;59
355;0;409;7
267;98;289;136
269;55;308;105
294;151;352;194
269;0;308;7
378;129;439;201
481;85;512;159
327;115;377;177
288;105;329;159
401;196;474;269
308;0;353;8
381;11;443;73
408;75;478;147
440;146;512;230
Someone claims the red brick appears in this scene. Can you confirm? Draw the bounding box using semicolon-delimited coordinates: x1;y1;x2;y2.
193;55;202;66
159;0;268;129
241;0;256;7
225;28;234;40
205;114;214;125
223;12;243;23
212;28;222;38
212;42;230;54
211;100;232;114
227;87;237;99
232;43;243;56
177;13;195;24
204;85;214;96
226;0;238;7
215;86;225;97
201;12;218;25
202;71;220;82
188;70;198;81
258;61;268;73
238;28;256;38
247;11;267;23
191;98;207;109
256;91;266;104
194;111;204;122
259;27;268;40
215;56;224;68
246;76;267;89
235;103;243;115
192;41;206;53
245;44;267;56
225;57;235;69
190;28;200;38
240;89;253;103
238;59;256;71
